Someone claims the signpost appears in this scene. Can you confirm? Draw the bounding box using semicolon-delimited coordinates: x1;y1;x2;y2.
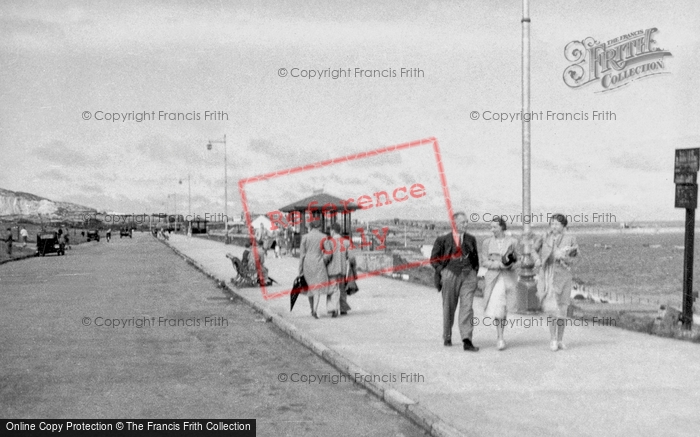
674;148;698;330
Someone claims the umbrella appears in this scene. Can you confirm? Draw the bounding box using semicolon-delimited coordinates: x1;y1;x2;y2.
290;275;308;311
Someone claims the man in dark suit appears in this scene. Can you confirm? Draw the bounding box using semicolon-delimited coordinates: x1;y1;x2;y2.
430;212;480;351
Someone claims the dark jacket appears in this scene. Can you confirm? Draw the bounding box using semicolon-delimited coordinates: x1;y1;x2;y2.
430;232;480;291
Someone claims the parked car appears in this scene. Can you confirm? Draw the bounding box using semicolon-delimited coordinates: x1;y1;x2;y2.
35;232;65;256
87;230;100;242
120;228;131;238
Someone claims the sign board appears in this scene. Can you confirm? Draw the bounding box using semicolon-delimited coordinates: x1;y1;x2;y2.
675;171;697;184
675;148;700;173
675;184;698;209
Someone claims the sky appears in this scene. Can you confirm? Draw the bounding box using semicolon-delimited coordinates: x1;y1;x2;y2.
1;0;699;226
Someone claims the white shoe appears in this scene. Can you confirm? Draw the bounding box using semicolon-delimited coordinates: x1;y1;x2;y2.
497;339;506;351
557;342;567;350
550;340;559;352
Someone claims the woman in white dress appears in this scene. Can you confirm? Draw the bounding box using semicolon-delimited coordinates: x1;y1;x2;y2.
481;217;519;350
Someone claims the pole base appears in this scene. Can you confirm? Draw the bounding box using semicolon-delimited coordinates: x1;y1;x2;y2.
513;248;539;313
514;273;539;313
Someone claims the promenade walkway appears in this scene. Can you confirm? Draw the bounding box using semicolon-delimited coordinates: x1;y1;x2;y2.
166;234;700;437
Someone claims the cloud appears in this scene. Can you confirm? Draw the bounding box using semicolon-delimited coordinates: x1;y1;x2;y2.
0;3;515;54
33;140;96;167
345;149;404;168
248;138;308;168
79;184;103;195
533;155;589;181
335;176;367;186
134;135;181;162
609;153;665;172
37;168;71;181
370;171;396;186
398;171;417;184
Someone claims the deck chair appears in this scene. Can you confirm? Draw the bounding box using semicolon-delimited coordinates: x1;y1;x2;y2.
226;252;276;287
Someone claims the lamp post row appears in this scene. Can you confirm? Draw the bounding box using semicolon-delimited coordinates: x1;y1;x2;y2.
166;136;226;238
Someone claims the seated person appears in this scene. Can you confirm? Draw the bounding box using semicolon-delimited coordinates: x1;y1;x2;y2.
241;243;252;270
248;243;267;280
228;242;269;286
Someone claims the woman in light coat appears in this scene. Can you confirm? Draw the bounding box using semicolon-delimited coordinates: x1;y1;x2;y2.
481;217;519;350
299;219;329;318
534;213;579;351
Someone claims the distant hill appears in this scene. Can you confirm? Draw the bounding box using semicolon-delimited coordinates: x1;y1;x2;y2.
0;187;96;221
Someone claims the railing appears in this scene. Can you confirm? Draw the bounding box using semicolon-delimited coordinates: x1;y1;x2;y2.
571;283;663;306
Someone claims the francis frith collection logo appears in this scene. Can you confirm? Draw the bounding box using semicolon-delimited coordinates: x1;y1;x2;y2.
563;27;672;92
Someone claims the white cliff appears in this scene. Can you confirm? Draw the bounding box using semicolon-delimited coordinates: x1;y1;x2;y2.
0;188;96;220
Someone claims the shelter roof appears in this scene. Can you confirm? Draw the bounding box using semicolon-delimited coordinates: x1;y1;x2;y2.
279;193;359;213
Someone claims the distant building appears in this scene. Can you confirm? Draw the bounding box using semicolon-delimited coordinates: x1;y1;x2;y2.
250;215;273;233
228;217;246;234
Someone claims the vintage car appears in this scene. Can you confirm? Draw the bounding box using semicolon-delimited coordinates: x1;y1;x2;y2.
36;232;65;256
86;230;100;242
120;228;131;238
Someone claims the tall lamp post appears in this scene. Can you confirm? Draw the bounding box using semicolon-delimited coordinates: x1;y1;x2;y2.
161;198;168;232
167;193;178;231
179;174;191;234
173;193;178;231
515;0;539;312
179;174;191;217
207;135;228;243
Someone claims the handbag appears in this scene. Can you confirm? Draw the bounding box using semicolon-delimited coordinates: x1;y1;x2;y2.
345;264;359;295
345;278;359;295
501;251;517;267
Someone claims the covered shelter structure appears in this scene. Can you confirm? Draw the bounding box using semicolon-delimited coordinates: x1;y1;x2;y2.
185;218;208;234
278;192;360;253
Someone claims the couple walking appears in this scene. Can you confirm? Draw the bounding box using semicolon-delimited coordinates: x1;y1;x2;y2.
299;220;353;318
431;212;578;352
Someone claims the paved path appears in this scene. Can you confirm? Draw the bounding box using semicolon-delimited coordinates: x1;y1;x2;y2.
168;234;700;437
0;234;428;437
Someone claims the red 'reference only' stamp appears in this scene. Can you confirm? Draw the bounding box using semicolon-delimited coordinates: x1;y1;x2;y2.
238;137;461;300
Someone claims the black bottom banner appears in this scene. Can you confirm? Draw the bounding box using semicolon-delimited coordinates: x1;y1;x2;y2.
3;420;256;436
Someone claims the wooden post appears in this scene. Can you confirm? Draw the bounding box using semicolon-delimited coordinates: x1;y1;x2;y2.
682;208;695;330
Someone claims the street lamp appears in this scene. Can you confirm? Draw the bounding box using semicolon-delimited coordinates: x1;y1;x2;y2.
515;0;539;312
178;174;192;235
178;174;191;217
167;193;178;231
207;135;228;243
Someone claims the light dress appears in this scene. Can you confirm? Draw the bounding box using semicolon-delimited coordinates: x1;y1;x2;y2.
482;236;518;319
